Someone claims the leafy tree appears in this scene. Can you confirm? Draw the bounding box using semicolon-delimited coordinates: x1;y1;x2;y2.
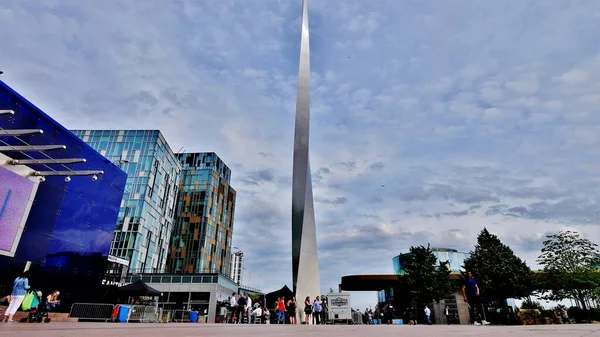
463;228;536;302
400;244;454;304
249;294;262;304
537;230;600;314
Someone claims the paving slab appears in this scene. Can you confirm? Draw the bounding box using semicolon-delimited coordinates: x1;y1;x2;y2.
1;323;599;337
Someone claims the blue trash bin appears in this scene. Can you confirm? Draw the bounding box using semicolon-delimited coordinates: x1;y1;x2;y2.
190;311;198;323
118;305;131;323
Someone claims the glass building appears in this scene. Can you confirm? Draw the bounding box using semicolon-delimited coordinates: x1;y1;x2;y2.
393;248;468;275
0;80;127;307
166;152;236;277
71;130;181;279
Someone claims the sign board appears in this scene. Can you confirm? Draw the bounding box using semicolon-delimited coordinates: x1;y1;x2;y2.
326;292;352;320
0;165;38;257
108;255;130;266
330;296;349;307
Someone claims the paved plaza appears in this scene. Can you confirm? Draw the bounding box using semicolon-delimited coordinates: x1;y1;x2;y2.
1;323;599;337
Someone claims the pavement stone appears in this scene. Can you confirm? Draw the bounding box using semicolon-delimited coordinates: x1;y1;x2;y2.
0;323;599;336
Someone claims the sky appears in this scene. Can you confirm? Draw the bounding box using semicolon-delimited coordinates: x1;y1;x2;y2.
2;0;600;310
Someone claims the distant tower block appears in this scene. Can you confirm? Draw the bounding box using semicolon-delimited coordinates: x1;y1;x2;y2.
291;0;320;324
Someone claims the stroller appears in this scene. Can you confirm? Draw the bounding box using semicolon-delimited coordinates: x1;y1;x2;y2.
20;290;52;323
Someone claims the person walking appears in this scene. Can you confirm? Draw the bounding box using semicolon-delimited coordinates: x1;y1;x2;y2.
303;296;312;324
3;270;31;323
287;296;297;324
424;305;431;325
229;293;237;323
561;308;570;324
312;296;323;325
236;293;247;324
461;271;490;326
245;294;252;324
276;297;286;324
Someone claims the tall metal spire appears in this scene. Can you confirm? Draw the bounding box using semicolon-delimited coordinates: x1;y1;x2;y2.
291;0;321;324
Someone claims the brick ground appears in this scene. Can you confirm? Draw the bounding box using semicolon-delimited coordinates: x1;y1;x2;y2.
0;323;599;336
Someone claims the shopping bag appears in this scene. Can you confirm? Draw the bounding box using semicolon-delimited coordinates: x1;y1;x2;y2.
30;293;40;310
21;292;35;311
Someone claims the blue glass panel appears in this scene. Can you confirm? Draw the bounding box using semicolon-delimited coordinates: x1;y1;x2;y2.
0;80;126;307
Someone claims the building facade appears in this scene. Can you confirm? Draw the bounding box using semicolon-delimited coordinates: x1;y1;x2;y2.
0;80;127;307
123;272;240;323
166;152;236;277
71;130;181;279
231;251;243;285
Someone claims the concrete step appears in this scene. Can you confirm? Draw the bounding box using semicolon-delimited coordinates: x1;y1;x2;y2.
0;305;77;322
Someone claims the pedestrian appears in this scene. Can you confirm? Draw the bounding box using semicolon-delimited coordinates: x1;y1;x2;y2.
424;305;431;325
229;293;237;323
312;296;323;325
445;305;450;325
561;308;570;324
3;270;31;323
237;293;247;324
287;296;297;324
461;271;490;326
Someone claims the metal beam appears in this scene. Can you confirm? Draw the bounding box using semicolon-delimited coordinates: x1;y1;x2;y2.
0;110;15;115
0;145;66;152
12;158;86;165
0;129;44;136
32;170;103;177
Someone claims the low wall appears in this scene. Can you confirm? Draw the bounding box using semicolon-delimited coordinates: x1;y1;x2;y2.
0;305;77;322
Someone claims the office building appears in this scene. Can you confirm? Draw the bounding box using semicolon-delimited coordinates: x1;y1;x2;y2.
166;152;236;277
0;80;127;307
231;251;243;285
71;130;181;279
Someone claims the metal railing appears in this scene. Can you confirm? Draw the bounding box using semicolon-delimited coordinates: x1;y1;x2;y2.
126;305;159;323
171;310;191;323
69;303;115;322
69;303;167;323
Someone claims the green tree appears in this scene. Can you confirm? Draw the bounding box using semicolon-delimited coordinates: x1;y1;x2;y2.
400;244;454;304
537;230;600;314
463;228;536;302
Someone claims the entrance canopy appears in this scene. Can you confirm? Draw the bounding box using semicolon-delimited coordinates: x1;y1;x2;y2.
340;274;401;291
340;273;464;291
118;279;161;296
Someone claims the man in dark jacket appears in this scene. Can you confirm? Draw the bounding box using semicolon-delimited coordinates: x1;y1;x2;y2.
462;271;489;325
237;293;247;323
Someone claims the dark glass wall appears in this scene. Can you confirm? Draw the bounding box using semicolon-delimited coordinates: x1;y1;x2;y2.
0;80;127;309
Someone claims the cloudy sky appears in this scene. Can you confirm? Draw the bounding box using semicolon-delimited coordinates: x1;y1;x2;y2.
2;0;600;309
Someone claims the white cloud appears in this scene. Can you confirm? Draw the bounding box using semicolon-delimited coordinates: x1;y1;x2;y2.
556;69;589;86
2;0;600;311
